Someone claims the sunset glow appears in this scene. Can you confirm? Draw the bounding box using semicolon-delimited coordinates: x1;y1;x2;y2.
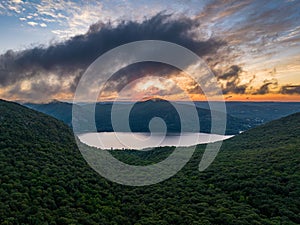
0;0;299;102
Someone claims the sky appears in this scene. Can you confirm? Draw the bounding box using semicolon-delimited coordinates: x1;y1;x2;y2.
0;0;300;102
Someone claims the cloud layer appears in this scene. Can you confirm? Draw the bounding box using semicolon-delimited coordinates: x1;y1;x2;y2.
0;0;300;101
0;13;223;100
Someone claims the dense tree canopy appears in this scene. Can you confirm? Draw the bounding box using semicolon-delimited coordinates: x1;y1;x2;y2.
0;100;299;224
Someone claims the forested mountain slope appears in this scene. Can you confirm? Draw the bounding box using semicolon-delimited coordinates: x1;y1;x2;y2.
1;99;299;224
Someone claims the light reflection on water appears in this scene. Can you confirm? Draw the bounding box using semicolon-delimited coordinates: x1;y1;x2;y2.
78;132;234;150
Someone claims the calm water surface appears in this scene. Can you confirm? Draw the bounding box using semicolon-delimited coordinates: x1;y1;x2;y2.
78;132;234;150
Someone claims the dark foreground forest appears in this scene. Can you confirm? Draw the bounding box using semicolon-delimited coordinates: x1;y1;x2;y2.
0;99;299;224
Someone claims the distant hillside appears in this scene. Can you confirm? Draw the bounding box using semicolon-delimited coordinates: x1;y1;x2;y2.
25;100;251;135
24;100;73;126
195;101;300;127
1;99;299;224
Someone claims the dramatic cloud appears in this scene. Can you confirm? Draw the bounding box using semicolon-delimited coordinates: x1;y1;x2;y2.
0;13;222;100
195;0;300;97
253;79;278;95
280;85;300;95
1;0;300;101
215;65;247;94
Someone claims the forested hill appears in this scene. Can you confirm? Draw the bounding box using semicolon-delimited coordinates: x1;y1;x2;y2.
1;99;299;224
0;99;120;224
0;99;74;146
24;100;248;135
24;100;300;135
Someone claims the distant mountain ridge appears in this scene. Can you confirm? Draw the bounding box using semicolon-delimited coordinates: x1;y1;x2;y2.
25;99;248;135
24;100;300;135
195;101;300;126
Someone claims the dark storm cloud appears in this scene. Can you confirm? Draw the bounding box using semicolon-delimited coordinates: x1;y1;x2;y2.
0;13;223;92
216;65;247;94
280;85;300;95
218;65;241;80
254;80;278;95
215;65;286;96
254;83;272;95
